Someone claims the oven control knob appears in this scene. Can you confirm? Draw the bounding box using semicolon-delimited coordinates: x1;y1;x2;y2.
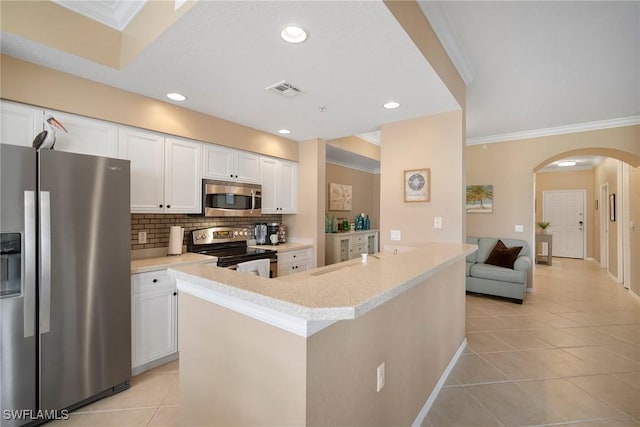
233;230;239;237
243;230;248;236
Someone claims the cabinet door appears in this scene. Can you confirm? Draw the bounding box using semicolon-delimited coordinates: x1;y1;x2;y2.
278;160;298;213
0;100;42;147
165;137;201;213
235;150;260;183
131;272;178;369
118;126;165;213
45;110;118;157
202;144;234;180
260;156;279;213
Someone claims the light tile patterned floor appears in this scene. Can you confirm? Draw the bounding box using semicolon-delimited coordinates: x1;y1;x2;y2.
49;360;178;427
426;258;640;427
52;258;640;426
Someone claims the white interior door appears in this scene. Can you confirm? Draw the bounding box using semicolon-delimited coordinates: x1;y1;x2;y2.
543;190;585;258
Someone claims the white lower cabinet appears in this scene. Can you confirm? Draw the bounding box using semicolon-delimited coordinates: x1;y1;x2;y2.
131;270;178;375
277;248;313;277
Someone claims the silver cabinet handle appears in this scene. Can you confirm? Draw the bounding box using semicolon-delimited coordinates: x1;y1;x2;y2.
24;191;36;338
39;191;51;334
250;189;255;214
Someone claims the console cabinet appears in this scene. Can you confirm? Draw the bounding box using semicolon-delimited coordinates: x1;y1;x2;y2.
325;231;379;265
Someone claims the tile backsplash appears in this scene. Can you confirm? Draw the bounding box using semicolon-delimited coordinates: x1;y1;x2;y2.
130;214;283;250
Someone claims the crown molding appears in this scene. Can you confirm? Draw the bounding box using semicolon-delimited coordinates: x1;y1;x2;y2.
53;0;147;31
355;131;381;145
466;116;640;146
418;1;475;85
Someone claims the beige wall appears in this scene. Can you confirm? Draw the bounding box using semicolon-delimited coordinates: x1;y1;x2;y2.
326;163;380;230
326;136;381;161
287;139;326;267
630;165;640;296
535;170;595;259
0;55;298;161
593;158;621;278
179;293;308;426
380;110;465;248
466;125;640;289
179;261;466;426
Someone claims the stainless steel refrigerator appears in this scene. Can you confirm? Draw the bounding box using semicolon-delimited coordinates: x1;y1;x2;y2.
1;145;131;427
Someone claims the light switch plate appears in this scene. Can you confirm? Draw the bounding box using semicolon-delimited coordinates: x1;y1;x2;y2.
515;225;524;233
390;230;401;241
434;217;443;229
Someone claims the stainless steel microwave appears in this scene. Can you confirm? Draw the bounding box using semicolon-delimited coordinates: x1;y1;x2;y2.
202;179;262;217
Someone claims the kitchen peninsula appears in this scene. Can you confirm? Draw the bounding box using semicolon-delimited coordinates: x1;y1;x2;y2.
168;242;476;426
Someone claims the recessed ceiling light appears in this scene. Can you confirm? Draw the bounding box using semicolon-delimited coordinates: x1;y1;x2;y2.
166;93;186;102
558;161;577;167
281;26;307;43
278;129;292;135
383;101;400;109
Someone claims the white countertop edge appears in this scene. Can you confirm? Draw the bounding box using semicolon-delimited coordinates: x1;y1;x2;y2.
176;279;338;337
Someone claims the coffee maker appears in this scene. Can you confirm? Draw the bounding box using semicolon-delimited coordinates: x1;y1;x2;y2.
267;223;280;245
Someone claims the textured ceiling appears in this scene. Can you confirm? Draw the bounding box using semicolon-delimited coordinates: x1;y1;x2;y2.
0;1;459;143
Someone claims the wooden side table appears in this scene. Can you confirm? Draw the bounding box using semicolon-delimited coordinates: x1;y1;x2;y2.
536;233;553;265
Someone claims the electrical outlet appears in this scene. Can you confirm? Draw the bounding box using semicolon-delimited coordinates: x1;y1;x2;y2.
390;230;401;241
434;217;443;229
138;231;147;244
515;224;524;233
377;362;385;392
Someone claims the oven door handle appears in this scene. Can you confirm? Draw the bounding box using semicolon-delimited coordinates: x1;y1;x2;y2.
250;189;255;214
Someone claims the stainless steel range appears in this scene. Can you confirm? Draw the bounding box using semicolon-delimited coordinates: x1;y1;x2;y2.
187;227;277;278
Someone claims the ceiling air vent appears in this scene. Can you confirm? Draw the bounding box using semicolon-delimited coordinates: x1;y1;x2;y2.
265;81;302;98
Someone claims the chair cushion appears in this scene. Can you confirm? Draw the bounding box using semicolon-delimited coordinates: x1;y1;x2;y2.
470;263;526;284
485;240;523;269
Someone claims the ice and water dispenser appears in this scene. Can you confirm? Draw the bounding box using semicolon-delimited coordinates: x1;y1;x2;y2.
0;233;21;297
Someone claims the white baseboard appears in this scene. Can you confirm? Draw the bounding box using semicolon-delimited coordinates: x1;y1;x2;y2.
607;271;621;283
526;287;535;293
412;338;467;427
131;352;178;377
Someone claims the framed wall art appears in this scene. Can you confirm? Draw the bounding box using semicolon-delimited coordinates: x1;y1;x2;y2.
329;182;353;211
404;169;430;203
466;185;494;213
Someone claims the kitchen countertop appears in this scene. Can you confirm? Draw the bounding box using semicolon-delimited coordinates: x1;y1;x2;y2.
168;242;476;323
131;252;216;274
248;241;313;253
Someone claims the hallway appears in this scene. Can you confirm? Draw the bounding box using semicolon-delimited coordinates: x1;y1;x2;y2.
426;258;640;426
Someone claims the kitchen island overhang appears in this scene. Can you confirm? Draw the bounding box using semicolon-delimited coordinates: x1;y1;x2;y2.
169;242;477;426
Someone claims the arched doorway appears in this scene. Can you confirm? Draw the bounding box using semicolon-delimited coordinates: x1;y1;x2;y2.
533;148;640;293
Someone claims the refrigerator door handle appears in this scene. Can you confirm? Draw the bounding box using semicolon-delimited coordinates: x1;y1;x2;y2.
39;191;51;334
24;191;36;338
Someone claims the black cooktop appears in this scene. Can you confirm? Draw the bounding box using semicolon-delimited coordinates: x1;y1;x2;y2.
188;238;276;267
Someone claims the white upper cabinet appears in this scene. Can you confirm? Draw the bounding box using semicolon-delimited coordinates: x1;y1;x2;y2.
164;137;202;213
202;144;260;183
0;100;42;147
118;126;165;213
44;110;118;158
119;127;201;214
260;156;298;214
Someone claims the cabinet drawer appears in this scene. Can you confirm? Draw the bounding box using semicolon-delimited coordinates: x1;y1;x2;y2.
350;243;366;255
277;248;311;264
351;235;366;244
132;270;175;295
